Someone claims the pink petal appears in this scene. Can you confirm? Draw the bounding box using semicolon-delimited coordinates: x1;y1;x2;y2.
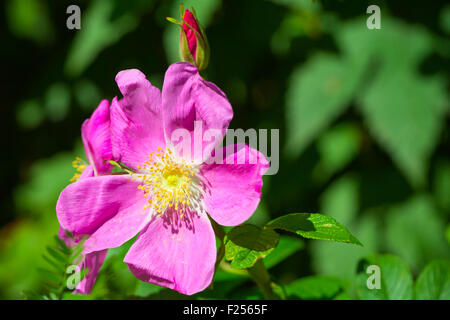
200;144;269;226
162;62;233;162
111;69;165;169
124;209;216;295
81;100;113;175
59;161;105;294
56;175;150;254
74;249;107;294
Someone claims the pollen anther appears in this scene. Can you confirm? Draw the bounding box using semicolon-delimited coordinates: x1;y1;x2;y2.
130;147;203;217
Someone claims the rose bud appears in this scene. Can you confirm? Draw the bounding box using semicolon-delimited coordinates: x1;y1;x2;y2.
167;6;210;71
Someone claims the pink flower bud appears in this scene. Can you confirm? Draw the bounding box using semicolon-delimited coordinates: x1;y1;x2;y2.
168;6;210;70
182;9;201;58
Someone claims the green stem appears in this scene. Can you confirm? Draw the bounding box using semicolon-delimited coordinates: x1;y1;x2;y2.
210;218;226;241
218;260;248;276
247;259;280;300
108;160;133;174
215;241;225;271
209;218;227;273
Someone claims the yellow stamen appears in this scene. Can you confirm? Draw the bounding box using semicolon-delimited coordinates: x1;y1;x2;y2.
70;157;87;182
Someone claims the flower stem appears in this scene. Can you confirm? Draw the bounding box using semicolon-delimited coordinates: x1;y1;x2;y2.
247;259;280;300
210;219;227;272
218;260;248;276
210;219;226;241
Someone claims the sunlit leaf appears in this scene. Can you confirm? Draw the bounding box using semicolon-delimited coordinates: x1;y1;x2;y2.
266;213;362;245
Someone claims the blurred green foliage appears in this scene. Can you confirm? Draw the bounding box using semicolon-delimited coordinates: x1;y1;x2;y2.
356;254;414;300
1;0;449;299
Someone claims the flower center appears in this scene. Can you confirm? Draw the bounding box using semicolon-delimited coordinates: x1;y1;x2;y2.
165;174;179;187
131;147;203;216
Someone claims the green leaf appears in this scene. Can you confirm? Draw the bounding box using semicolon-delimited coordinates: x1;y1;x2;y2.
356;254;414;300
266;213;362;245
225;224;279;269
46;246;67;265
415;260;450;300
264;236;304;269
70;240;86;265
37;267;63;284
385;195;450;272
286;53;363;156
336;19;434;73
53;236;70;255
336;18;448;187
285;275;350;300
358;70;448;187
42;255;64;272
28;232;92;300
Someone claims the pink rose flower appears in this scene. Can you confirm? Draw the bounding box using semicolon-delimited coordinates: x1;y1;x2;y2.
56;62;269;295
